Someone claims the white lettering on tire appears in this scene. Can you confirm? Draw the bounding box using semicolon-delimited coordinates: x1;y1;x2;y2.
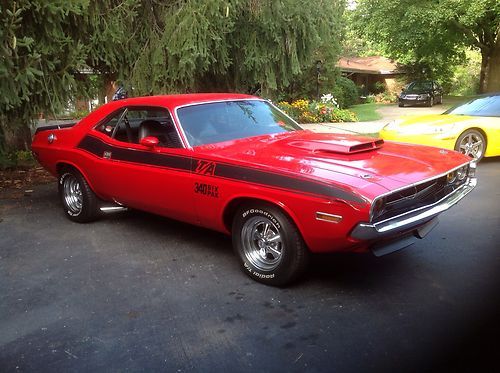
241;208;281;229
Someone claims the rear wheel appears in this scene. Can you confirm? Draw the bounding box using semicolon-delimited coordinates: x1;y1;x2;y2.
232;203;308;286
455;129;486;162
58;169;99;222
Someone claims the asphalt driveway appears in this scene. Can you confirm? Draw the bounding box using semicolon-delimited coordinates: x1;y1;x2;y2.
1;159;499;372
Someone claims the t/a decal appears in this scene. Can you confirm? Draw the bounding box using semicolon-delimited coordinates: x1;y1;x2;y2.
194;182;219;198
195;160;216;176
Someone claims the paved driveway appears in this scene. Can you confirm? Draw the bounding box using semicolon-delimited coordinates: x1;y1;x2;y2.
1;159;499;372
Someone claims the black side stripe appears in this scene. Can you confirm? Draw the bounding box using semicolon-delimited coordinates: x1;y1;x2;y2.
78;135;191;171
77;135;365;203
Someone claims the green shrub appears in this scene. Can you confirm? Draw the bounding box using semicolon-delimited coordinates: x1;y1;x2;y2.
331;76;359;108
0;150;35;170
374;92;397;103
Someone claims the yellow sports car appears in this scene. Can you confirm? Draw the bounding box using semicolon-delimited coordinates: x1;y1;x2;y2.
380;93;500;161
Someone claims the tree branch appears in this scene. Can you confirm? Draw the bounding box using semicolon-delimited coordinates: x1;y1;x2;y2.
450;18;489;52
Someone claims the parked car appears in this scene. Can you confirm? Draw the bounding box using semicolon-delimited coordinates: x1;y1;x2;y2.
32;94;476;286
381;93;500;161
399;80;443;107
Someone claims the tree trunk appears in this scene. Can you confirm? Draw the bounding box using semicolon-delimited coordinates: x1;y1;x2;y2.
478;50;489;94
0;118;33;152
485;43;500;93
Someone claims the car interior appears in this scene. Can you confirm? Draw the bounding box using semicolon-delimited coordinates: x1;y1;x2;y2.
97;107;183;148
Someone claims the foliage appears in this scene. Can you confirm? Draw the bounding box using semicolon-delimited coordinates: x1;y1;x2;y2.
351;0;500;93
0;1;89;153
128;0;345;96
331;76;359;108
448;49;481;95
341;7;384;58
0;149;35;170
373;92;397;104
277;98;357;123
0;0;347;154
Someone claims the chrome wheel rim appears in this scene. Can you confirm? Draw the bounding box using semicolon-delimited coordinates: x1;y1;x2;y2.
63;174;83;215
458;133;484;160
241;216;283;271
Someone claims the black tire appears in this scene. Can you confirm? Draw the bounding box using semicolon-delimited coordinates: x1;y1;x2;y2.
232;203;309;286
455;129;486;162
58;168;99;223
427;96;434;107
398;102;404;107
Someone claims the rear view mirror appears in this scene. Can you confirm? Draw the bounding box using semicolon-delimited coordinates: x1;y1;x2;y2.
140;136;159;148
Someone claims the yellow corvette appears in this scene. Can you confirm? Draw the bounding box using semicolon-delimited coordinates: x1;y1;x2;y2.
380;93;500;161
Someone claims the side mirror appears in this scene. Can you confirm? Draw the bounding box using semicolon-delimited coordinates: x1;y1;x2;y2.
140;136;159;148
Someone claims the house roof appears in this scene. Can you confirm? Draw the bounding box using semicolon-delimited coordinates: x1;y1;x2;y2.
337;56;402;75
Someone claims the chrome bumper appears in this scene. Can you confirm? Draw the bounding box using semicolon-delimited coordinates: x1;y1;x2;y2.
351;177;477;241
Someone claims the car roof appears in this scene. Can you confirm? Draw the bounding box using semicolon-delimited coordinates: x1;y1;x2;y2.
111;93;259;109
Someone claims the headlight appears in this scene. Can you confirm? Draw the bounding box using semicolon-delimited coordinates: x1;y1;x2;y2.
418;93;430;99
396;124;455;135
446;171;457;184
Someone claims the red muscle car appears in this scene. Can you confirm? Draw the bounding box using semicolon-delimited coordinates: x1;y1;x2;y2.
32;94;476;286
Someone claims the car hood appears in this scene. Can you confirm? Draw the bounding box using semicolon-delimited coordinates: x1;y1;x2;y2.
194;130;470;201
392;113;478;126
383;114;491;134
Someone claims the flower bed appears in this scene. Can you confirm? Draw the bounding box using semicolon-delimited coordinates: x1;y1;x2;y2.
276;95;357;124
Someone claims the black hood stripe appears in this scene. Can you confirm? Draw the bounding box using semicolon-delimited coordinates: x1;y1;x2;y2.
77;135;364;203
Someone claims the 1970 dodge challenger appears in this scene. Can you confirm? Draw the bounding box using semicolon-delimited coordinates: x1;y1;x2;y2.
32;94;476;286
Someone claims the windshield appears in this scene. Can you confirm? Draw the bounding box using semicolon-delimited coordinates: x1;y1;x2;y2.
406;81;432;92
444;95;500;117
177;100;302;146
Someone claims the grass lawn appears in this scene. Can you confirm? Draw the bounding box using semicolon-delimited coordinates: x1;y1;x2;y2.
349;103;384;122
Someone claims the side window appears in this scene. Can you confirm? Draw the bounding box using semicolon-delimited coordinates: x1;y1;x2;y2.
97;109;126;137
96;106;183;148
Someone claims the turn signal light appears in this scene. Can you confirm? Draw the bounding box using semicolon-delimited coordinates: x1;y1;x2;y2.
316;212;343;223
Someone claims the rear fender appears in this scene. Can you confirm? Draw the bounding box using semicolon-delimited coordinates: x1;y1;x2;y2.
56;160;103;199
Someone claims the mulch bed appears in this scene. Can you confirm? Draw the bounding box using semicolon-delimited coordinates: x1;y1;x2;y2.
0;166;56;199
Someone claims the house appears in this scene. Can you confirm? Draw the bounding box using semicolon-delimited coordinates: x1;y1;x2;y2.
337;56;405;95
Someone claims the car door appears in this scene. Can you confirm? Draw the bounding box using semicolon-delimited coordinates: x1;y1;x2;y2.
82;105;197;224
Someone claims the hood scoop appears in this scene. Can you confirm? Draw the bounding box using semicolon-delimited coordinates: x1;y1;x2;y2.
289;137;384;155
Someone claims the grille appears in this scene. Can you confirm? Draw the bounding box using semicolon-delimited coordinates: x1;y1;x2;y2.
372;174;468;223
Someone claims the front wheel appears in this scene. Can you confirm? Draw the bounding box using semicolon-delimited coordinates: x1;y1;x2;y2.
232;204;308;286
58;169;99;223
455;129;486;162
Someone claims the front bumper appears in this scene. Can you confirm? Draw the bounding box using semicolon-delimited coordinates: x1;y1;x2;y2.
350;177;476;242
399;97;430;106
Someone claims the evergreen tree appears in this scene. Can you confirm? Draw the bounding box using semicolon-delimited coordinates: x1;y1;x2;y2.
0;0;345;153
